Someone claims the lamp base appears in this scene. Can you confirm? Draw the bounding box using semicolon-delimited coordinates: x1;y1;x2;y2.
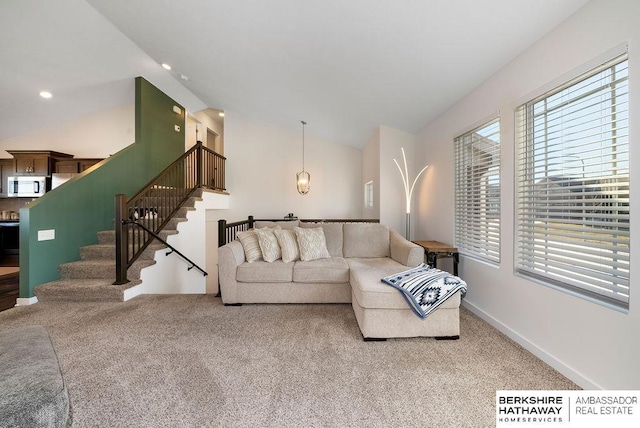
406;212;410;240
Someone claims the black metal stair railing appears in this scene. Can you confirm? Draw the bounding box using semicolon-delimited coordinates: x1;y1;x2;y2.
114;142;225;285
125;220;208;276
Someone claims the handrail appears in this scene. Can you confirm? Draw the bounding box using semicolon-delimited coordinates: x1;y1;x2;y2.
125;219;207;276
114;142;224;285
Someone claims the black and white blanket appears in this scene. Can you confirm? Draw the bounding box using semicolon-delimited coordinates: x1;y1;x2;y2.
381;263;467;319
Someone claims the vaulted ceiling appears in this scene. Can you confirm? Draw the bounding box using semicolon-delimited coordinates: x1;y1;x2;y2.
1;0;589;147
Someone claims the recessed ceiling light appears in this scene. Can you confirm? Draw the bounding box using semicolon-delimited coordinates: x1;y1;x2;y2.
161;63;172;70
39;91;52;99
179;74;189;81
218;112;225;117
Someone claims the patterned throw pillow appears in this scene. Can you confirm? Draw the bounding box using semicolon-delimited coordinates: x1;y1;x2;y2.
254;227;282;263
274;229;300;263
294;227;330;261
236;230;263;263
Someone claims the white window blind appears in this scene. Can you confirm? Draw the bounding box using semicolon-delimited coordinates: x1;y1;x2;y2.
454;118;501;264
515;53;629;309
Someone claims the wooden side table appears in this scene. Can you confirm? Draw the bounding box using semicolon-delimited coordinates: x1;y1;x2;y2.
412;240;459;276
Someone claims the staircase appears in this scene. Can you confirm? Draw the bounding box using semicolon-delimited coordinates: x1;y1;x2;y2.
34;197;200;302
32;141;224;303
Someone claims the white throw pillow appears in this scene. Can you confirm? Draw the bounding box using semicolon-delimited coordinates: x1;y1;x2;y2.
274;229;300;263
236;230;263;262
254;227;282;263
294;227;330;261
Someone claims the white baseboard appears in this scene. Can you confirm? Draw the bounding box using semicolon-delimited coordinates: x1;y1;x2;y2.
123;284;143;301
15;296;38;306
461;300;600;390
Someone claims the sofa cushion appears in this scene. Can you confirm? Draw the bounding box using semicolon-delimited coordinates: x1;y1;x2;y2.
295;227;331;261
254;227;282;262
237;260;294;282
236;230;263;262
348;258;461;310
255;220;299;230
273;229;300;263
300;222;343;257
293;257;349;283
343;224;390;258
0;326;70;428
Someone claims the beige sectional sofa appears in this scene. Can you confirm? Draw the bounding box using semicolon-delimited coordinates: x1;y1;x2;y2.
218;221;462;340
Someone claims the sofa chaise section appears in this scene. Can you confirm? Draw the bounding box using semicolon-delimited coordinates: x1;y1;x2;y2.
348;257;461;339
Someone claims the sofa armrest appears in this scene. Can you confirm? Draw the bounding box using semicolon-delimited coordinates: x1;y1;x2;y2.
389;230;423;267
218;240;245;303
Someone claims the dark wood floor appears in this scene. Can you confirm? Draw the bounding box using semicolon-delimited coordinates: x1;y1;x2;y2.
0;254;19;312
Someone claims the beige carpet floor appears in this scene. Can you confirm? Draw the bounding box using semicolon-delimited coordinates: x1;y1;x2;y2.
0;295;579;427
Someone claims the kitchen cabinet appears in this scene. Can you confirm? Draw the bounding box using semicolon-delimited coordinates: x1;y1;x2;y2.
53;158;103;174
0;159;14;197
54;160;80;174
15;154;49;175
6;150;74;176
78;159;102;172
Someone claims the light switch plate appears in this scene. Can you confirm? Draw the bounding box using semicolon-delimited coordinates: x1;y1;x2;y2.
38;229;55;241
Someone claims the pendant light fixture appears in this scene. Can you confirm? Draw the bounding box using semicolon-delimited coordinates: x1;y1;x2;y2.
296;120;311;194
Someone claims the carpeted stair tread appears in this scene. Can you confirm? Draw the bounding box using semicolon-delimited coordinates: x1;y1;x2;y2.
34;279;142;301
97;229;179;245
131;217;187;230
58;259;155;280
80;243;165;261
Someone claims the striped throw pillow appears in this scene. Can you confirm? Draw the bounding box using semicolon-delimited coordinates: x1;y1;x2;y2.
254;227;282;263
236;230;263;262
274;229;300;263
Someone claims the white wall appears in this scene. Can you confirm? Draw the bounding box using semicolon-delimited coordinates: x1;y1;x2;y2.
222;112;363;221
362;129;381;219
128;191;230;299
414;0;640;389
0;104;134;159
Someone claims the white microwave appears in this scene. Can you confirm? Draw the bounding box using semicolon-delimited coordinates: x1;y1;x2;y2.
7;176;49;197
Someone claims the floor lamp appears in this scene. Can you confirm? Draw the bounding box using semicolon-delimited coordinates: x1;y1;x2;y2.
393;148;428;240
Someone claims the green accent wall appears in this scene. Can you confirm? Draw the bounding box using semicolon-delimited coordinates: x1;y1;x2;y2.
19;77;185;298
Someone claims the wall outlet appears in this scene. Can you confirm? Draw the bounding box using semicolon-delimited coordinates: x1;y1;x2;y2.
174;124;181;132
38;229;55;241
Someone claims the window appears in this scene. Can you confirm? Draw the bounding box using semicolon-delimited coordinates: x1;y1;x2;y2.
454;118;501;264
364;181;373;208
515;53;629;309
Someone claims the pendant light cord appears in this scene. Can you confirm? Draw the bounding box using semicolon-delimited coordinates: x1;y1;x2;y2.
301;120;306;171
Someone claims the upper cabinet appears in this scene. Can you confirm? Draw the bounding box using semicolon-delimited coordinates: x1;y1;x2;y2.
54;160;80;174
14;153;50;175
6;151;74;176
3;151;103;177
0;159;14;197
78;159;102;172
55;158;103;174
